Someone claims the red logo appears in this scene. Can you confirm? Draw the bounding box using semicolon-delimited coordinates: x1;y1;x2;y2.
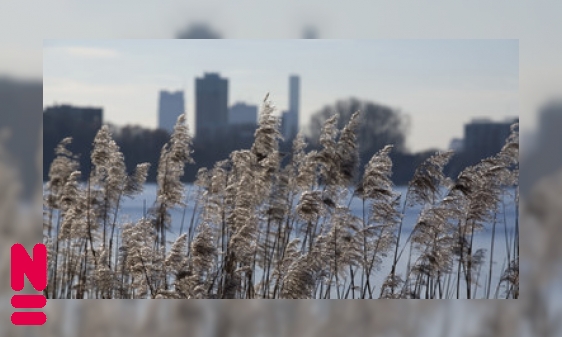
10;243;47;326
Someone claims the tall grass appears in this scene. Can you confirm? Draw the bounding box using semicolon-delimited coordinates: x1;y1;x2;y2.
43;96;519;299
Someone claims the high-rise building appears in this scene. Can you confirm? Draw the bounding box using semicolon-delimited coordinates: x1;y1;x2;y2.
282;75;300;140
289;75;300;119
229;102;258;126
158;90;185;134
195;73;228;139
464;117;518;160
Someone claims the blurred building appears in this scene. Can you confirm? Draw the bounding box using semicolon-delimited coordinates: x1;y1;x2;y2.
43;104;103;130
464;117;518;160
0;78;42;199
537;100;562;150
43;104;104;182
158;90;185;134
195;73;228;140
229;102;257;126
520;100;562;195
449;138;464;152
281;75;300;140
444;117;518;184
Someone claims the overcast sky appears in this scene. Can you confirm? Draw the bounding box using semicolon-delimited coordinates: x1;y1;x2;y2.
4;1;562;152
43;39;518;152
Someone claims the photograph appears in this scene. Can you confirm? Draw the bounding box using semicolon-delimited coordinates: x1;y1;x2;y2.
42;39;518;299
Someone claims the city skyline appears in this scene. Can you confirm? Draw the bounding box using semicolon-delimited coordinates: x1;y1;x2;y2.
43;39;518;152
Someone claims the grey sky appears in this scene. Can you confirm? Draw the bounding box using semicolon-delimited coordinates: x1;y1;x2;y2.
43;39;517;152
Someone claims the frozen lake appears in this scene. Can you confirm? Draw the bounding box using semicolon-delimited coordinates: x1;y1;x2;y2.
115;183;518;299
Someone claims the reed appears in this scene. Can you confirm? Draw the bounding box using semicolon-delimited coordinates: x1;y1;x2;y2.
43;96;519;299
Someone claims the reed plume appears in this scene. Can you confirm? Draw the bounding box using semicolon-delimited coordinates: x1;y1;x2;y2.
42;95;518;299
